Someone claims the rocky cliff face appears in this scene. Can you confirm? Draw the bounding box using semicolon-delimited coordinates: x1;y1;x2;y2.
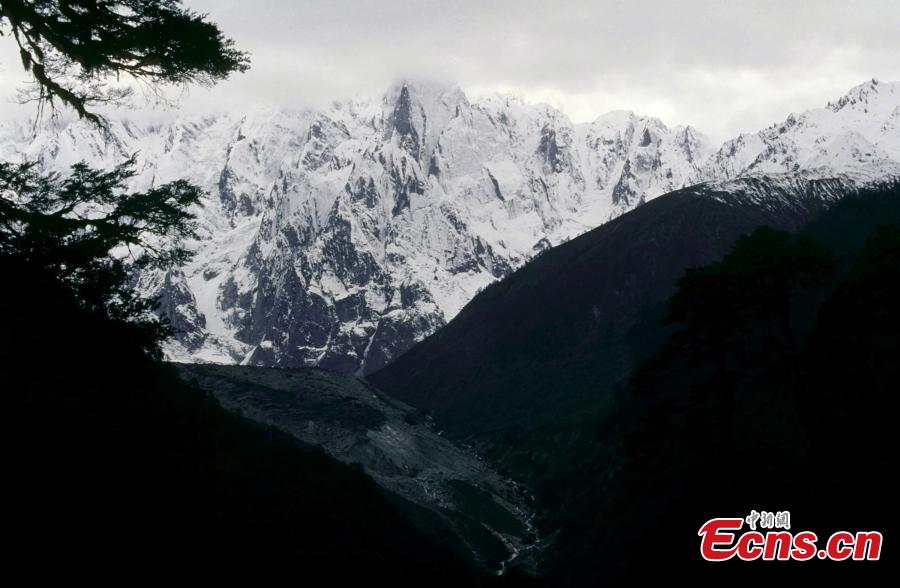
2;80;898;373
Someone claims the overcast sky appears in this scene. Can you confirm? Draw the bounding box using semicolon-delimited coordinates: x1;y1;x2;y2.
3;0;900;142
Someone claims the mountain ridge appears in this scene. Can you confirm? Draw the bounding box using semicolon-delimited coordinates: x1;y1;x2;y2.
2;79;899;373
369;172;857;439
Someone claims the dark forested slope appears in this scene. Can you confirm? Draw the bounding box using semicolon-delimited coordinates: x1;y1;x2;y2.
372;178;899;584
542;183;900;585
1;257;480;585
370;175;851;481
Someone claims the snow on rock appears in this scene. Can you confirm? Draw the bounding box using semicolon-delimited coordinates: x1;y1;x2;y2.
701;79;900;181
2;79;899;374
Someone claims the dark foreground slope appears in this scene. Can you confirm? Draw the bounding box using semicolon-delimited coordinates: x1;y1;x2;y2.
543;183;900;585
176;362;536;570
0;257;481;585
374;178;900;584
370;174;851;479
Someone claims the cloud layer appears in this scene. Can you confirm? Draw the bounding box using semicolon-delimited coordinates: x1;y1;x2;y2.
3;0;900;142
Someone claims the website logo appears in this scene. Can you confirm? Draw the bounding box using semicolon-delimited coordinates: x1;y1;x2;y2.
698;512;882;562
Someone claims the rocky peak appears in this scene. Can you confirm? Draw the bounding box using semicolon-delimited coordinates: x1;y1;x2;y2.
386;84;421;158
383;80;469;164
828;78;883;113
4;79;899;375
702;79;900;182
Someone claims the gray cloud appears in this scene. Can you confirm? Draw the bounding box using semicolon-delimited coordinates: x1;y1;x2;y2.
3;0;900;142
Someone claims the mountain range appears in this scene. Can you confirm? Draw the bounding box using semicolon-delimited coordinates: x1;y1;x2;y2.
2;79;899;374
5;77;899;585
370;171;900;583
369;173;854;480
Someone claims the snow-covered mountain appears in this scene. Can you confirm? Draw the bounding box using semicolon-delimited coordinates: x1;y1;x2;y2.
2;79;898;373
701;79;900;181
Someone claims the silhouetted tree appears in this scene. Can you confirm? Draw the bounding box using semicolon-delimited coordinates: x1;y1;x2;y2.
807;224;900;449
667;226;836;368
0;155;201;352
548;208;900;585
0;0;249;125
0;1;247;349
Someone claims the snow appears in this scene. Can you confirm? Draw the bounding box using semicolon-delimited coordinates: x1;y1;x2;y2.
702;79;900;181
3;79;900;372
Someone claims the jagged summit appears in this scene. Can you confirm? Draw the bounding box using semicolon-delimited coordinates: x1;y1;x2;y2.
827;78;892;113
2;79;899;373
700;79;900;181
382;80;468;163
